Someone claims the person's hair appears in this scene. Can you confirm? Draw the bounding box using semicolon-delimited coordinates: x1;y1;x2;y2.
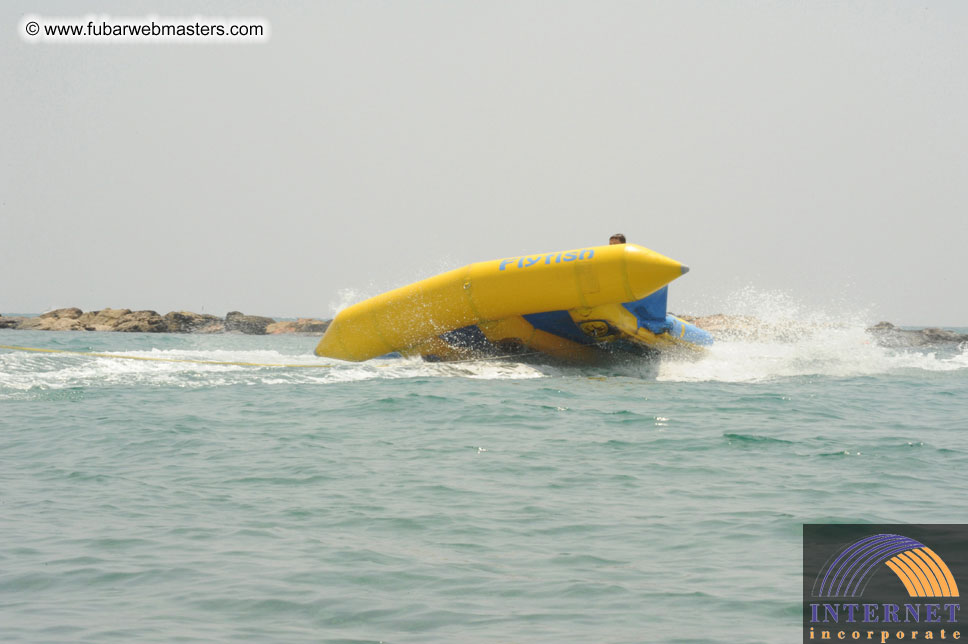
609;233;626;243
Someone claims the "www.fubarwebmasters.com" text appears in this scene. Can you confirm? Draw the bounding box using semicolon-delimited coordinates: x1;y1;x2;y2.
21;15;270;43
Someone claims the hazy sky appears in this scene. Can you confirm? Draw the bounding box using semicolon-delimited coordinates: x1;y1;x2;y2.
3;1;966;325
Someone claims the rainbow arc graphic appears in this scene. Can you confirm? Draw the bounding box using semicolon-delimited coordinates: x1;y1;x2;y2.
813;534;960;598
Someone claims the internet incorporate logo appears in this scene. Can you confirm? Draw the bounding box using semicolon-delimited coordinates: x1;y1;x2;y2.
803;526;965;643
814;534;960;599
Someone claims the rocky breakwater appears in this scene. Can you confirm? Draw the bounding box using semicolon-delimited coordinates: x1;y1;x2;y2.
866;321;968;347
265;318;331;334
0;309;330;335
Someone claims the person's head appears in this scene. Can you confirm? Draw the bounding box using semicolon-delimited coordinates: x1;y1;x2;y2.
609;233;626;245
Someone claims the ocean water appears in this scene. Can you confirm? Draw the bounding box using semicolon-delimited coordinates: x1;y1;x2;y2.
2;320;967;643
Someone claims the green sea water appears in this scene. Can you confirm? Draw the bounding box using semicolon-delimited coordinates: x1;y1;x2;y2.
2;324;967;643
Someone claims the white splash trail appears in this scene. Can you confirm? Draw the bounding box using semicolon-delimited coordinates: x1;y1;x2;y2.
660;287;968;383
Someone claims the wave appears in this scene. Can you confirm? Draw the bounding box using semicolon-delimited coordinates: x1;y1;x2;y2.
0;347;547;395
3;333;963;394
659;287;968;383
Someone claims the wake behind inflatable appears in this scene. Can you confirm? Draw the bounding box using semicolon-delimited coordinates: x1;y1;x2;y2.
315;243;712;364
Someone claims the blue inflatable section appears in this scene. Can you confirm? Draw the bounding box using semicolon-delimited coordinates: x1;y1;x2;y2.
622;287;671;334
522;288;714;348
665;315;714;346
622;288;714;346
523;310;594;345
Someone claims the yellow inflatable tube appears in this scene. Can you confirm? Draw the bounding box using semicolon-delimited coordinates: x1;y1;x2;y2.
315;243;689;362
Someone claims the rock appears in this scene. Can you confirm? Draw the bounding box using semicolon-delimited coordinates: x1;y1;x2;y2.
194;321;225;334
225;311;275;335
54;307;168;332
921;328;967;343
164;311;224;333
16;317;56;330
265;318;331;334
12;308;86;330
869;321;896;332
94;308;130;320
264;321;298;334
48;317;87;331
76;311;97;328
114;310;168;333
83;308;133;331
298;318;331;333
0;315;28;329
40;307;83;320
866;321;968;347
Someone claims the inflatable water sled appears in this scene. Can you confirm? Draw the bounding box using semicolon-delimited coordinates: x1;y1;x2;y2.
314;243;712;364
